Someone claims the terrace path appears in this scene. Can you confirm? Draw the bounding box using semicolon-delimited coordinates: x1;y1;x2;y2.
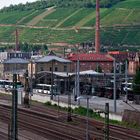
55;8;82;28
26;7;56;26
17;10;38;24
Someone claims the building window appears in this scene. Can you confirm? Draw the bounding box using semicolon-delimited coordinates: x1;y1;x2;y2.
40;67;43;71
55;67;58;72
50;67;52;71
64;65;67;72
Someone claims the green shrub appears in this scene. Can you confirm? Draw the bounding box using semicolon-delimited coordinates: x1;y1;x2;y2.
45;101;52;106
53;103;58;107
133;68;140;95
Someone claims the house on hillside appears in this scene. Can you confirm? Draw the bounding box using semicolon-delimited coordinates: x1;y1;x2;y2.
67;53;114;73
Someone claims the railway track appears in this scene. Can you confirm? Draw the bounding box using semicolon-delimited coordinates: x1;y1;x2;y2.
0;97;140;140
0;104;103;140
0;130;8;140
26;102;140;140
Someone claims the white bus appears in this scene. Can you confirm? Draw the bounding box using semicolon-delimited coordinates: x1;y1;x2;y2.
35;84;60;95
0;79;23;91
0;80;6;88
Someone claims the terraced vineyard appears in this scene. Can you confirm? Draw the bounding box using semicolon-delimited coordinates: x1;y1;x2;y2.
0;0;139;51
19;28;93;44
19;9;46;25
37;8;77;27
0;10;33;24
0;26;16;42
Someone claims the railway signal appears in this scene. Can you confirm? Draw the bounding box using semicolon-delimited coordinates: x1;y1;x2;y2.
24;70;30;108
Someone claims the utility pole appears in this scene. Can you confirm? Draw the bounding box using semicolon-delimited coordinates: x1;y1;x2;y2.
74;47;80;103
67;75;72;122
104;103;109;140
50;60;54;100
98;103;110;140
76;47;80;104
113;59;117;113
86;97;89;140
30;60;33;95
11;74;18;140
125;60;128;103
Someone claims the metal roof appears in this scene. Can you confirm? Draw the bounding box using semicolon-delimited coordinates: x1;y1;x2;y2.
36;71;74;77
36;55;71;63
36;70;101;77
3;58;29;64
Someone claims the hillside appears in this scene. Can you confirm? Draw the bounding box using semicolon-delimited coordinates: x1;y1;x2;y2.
0;0;140;52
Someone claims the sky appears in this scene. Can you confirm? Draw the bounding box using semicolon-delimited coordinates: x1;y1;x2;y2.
0;0;37;9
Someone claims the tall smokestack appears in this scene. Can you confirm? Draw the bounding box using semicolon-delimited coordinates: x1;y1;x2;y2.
15;29;19;51
95;0;100;53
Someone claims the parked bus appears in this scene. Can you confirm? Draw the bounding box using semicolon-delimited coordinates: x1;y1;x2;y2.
35;84;60;95
0;80;6;88
0;79;23;91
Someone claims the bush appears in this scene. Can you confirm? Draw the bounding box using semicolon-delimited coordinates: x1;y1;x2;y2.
74;106;87;116
45;101;52;106
133;68;140;95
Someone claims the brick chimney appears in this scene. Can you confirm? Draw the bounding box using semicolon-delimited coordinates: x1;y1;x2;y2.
95;0;100;53
15;29;19;51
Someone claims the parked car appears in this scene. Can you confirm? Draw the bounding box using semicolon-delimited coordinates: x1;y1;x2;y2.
104;87;120;99
95;87;106;97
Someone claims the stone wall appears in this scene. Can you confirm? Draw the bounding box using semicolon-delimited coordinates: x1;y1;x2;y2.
122;109;140;126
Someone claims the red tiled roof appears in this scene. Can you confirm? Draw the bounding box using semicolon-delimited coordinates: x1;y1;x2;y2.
68;53;114;62
108;51;128;55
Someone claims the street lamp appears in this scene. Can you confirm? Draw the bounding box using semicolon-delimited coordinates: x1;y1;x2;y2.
77;96;96;140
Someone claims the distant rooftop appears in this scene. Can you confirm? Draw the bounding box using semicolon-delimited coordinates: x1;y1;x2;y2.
3;58;29;64
68;53;114;62
36;55;71;63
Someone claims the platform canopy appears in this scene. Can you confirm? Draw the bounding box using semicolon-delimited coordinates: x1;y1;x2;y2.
53;70;102;77
36;70;102;78
79;70;101;75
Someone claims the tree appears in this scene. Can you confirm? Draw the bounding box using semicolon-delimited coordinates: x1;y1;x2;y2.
133;68;140;95
95;64;102;72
